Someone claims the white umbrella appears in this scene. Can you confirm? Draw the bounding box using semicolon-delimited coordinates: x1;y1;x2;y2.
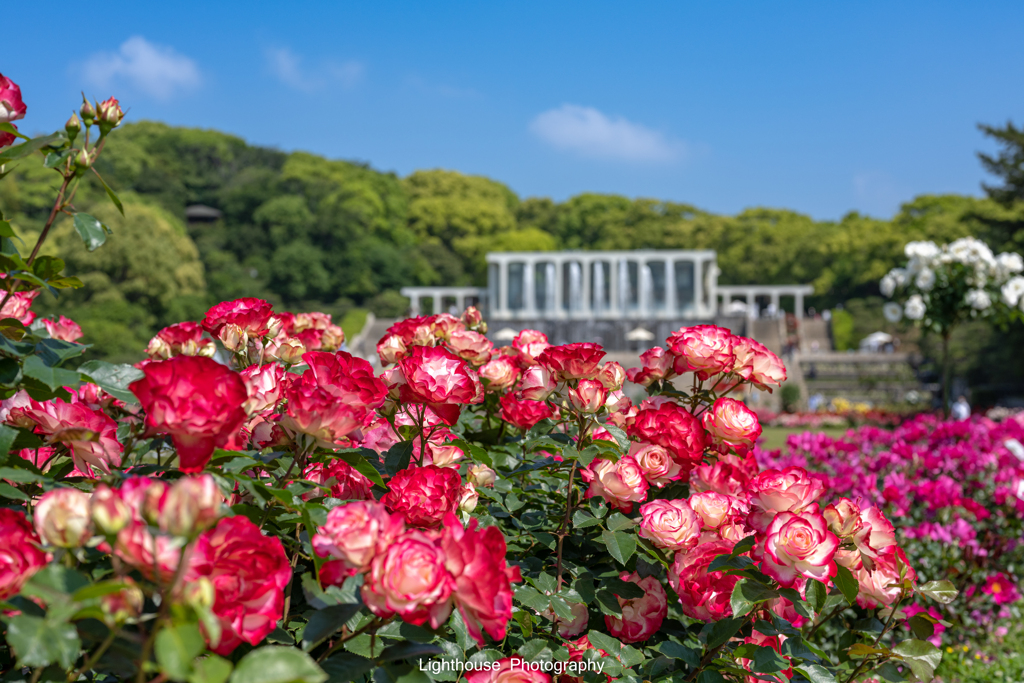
625;327;655;341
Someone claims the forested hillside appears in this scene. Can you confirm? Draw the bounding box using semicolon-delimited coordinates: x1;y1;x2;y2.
2;120;1023;385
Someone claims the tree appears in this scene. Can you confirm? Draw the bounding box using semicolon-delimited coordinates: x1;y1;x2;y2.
979;121;1024;205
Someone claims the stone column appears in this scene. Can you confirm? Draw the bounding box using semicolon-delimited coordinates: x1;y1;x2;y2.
410;294;421;316
580;257;591;318
455;294;465;313
638;259;649;317
795;292;804;320
746;289;756;320
665;258;676;318
497;258;509;318
771;291;780;318
553;256;564;318
693;258;705;318
523;258;536;318
608;256;620;316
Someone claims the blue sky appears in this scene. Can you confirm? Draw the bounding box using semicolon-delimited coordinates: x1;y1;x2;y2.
6;1;1023;220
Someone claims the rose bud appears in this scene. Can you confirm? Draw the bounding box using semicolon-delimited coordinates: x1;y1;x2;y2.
461;306;483;328
467;463;496;488
604;571;667;644
377;334;407;365
158;475;224;537
703;397;762;456
65;113;81;142
854;547;917;609
597;362;626;391
458;483;479;513
519;364;557;401
0;74;27;124
90;484;132;535
34;488;92;548
74;148;93;170
183;576;216;611
569;379;608;414
96;96;124;132
80;96;96;124
638;499;700;551
100;578;144;624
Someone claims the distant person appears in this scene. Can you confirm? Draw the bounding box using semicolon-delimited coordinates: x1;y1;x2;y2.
951;395;971;421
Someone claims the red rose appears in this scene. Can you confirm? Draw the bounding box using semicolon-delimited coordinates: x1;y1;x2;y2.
399;345;482;425
669;540;742;621
145;321;216;359
732;337;787;389
690;453;760;497
500;394;554;431
201;298;275;342
383;465;462;528
303;351;388;410
0;73;27;124
0;509;48;599
513;329;551;366
0;291;38;325
130;356;249;473
668;325;736;380
113;521;182;583
8;398;123;475
702;397;762;456
627;402;708;472
441;514;522;646
41;315;83;343
568;379;607;414
185;516;291;655
537;342;605;380
302;459;373;501
280;378;364;447
479;355;521;392
239;362;288;415
0;123;16;149
626;346;675;387
312;500;404;571
604;571;667;644
448;328;493;366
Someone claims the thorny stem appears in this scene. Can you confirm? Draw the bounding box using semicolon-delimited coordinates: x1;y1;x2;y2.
317;617;388;663
554;460;578;592
806;603;847;639
842;592;906;683
68;628;119;682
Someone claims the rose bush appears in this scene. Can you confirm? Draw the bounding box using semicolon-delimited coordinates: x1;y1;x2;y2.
0;76;958;683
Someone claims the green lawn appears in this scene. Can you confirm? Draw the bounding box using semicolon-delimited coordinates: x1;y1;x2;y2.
340;308;369;341
757;425;851;451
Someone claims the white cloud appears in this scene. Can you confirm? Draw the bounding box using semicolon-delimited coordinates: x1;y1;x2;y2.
83;36;201;100
530;104;683;162
266;47;364;92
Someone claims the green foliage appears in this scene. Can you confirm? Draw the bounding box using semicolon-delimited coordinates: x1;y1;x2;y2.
831;308;855;351
979;120;1024;206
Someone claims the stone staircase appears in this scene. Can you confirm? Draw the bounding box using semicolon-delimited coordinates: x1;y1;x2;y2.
795;352;927;406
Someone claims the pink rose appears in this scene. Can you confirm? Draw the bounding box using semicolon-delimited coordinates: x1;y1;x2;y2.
500;394;554;431
42;315;83;343
461;306;484;328
112;521;182;582
201;298;274;340
90;484;132;535
377;334;407;365
519;365;557;401
399;345;482;425
157;475;224;537
568;379;608;414
627;403;708;473
537;343;606;381
185;516;291;655
542;600;589;638
130;357;248;473
468;464;496;487
0;509;49;600
513;329;551;366
0;73;27;123
732;337;787;389
638;499;700;551
689;491;745;529
702;397;762;456
34;488;92;548
626;346;675;387
597;362;626;391
312;500;403;571
8;398;122;475
361;529;454;629
448;328;494;366
667;325;736;380
604;571;667;644
303;351;388;411
479;355;521;392
466;657;550;683
759;510;838;587
629;442;683;487
669;540;741;621
690;453;759;497
983;573;1021;605
0;291;38;325
747;466;825;531
855;547;916;609
303;459;373;502
441;515;522;645
146;321;216;359
240;362;287;415
383;465;462;528
581;457;649;513
280;383;363;448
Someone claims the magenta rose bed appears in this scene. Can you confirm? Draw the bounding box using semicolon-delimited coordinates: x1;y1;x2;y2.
3;73;1018;683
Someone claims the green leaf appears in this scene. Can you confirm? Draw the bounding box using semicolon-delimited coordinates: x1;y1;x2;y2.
43;149;74;169
0;122;30;141
731;579;779;618
586;630;623;656
188;655;233;683
0;482;29;500
302;604;363;652
892;639;942;682
918;580;958;605
73;213;108;251
78;360;144;403
34;338;88;367
731;534;757;555
705;617;744;650
794;664;837;683
514;586;552;612
0;423;18;460
572;510;602;528
708;554;754;572
5;615;81;669
601;530;636;565
655;640;700;667
93;170;125;216
751;645;789;673
606;512;636;532
908;615;935;640
807;578;828;613
0;132;62;164
696;671;725;683
0;467;47;483
229;646;328;683
602;424;631;451
384;441;414;476
156;623;206;682
833;564;859;605
321;653;374;683
604;577;645;600
378;641;444;662
595;589;623;616
337;450;387;489
23;355;80;391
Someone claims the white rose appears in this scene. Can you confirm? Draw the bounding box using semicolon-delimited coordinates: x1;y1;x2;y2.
965;289;991;311
904;294;926;321
914;268;935;292
1001;277;1024;307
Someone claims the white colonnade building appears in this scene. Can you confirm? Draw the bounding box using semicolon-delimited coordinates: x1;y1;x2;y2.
401;250;813;321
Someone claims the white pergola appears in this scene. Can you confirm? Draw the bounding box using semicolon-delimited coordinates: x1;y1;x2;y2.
716;284;815;320
400;287;482;317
